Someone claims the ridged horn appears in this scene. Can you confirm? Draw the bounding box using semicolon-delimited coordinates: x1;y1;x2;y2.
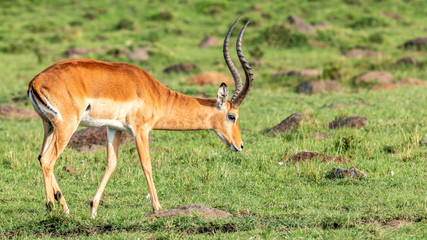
223;17;243;105
231;21;253;108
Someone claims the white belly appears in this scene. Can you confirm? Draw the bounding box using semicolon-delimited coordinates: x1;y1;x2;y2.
79;111;130;132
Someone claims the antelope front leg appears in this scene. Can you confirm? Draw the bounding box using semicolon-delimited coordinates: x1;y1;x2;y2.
135;130;162;211
90;127;122;219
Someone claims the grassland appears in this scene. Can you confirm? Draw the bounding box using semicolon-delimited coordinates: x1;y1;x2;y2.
0;0;426;239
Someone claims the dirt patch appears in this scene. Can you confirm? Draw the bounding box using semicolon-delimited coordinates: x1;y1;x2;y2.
62;47;100;58
384;219;410;229
67;127;132;152
164;63;197;74
297;80;346;94
188;72;234;86
328;116;367;129
271;69;321;80
199;35;220;48
311;22;331;30
398;77;427;86
0;105;38;119
328;103;344;109
310;132;331;140
146;204;232;219
268;113;310;134
308;39;329;48
382;11;403;19
354;71;394;85
287;151;352;163
324;167;368;179
127;46;150;61
63;166;80;173
370;83;399;91
343;48;380;58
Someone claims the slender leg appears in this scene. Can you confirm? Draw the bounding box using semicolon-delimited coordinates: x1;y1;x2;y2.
38;121;75;213
135;130;162;211
90;127;122;219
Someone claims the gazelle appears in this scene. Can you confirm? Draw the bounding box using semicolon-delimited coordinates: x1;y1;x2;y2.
28;18;253;218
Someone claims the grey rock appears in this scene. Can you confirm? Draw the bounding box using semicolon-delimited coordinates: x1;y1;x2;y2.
297;80;346;94
287;15;317;35
329;116;367;129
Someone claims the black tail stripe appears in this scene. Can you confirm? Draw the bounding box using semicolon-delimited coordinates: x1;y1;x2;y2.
31;88;58;115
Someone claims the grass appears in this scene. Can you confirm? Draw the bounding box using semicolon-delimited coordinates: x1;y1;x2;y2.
1;0;426;239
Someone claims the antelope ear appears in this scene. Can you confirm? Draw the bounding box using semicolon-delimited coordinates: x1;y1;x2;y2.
216;82;228;110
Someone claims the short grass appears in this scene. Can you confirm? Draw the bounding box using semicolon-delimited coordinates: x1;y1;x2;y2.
0;0;426;239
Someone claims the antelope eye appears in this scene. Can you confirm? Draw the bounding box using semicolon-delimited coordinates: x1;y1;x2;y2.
227;114;236;122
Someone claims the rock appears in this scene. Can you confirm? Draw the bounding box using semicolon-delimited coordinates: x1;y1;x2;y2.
328;103;344;109
397;78;427;86
198;35;220;48
287;15;317;35
164;63;197;74
271;69;321;80
404;37;427;50
392;56;419;67
63;166;80;173
127;46;150;61
268;113;310;134
188;72;234;86
297;80;346;94
420;139;427;146
329;116;367;129
287;151;352;163
68;127;132;151
370;83;399;91
311;22;331;30
382;12;403;19
324;167;368;179
310;132;331;140
62;47;99;58
343;48;380;58
0;105;38;119
308;39;329;48
354;71;394;85
146;204;232;219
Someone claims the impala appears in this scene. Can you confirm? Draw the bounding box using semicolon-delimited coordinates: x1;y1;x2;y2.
28;18;253;218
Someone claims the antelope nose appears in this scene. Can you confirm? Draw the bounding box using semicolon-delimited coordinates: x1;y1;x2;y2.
241;144;244;149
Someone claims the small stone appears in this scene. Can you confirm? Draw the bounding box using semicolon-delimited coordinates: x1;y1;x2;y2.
268;113;310;134
297;80;346;94
329;116;367;129
198;35;220;48
324;167;368;179
127;46;150;61
145;204;232;219
403;37;427;50
188;72;234;86
420;139;427;146
392;56;419;67
164;63;197;74
287;151;352;163
287;15;317;35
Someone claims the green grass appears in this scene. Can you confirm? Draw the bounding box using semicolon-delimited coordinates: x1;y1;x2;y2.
1;0;426;239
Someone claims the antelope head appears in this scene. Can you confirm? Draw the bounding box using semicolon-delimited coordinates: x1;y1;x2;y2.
213;18;254;152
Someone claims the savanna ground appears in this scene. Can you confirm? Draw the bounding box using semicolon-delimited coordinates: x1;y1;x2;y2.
0;0;426;239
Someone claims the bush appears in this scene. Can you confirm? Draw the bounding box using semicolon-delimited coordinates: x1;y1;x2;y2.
257;24;308;48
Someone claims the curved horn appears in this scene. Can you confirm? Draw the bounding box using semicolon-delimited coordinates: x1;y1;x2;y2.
224;17;243;104
232;21;253;108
